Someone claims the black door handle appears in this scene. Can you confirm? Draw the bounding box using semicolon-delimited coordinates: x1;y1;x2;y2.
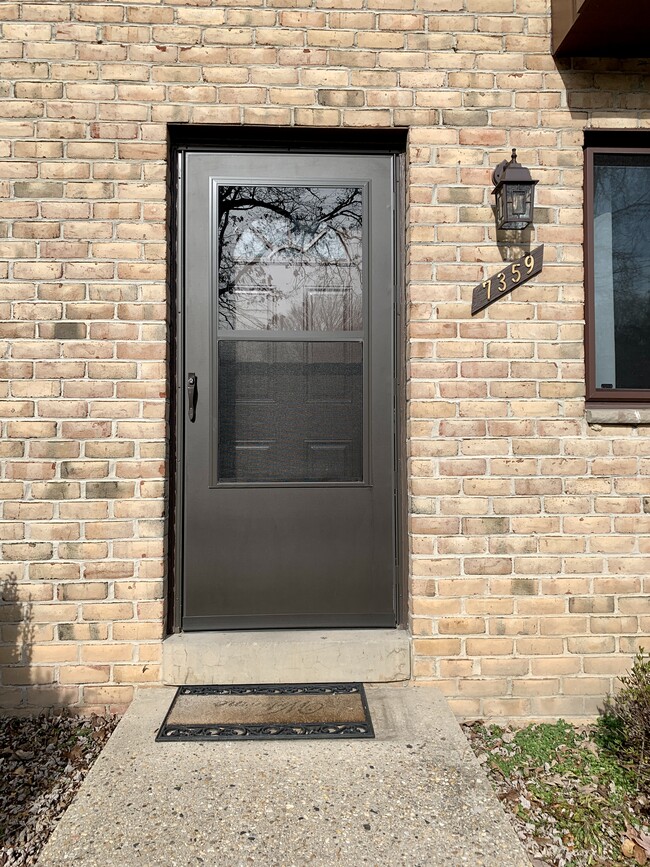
187;372;197;422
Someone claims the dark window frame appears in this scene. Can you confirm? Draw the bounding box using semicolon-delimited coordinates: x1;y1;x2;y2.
585;144;650;404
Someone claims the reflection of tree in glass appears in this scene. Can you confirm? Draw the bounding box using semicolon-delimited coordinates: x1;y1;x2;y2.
218;186;363;331
595;162;650;389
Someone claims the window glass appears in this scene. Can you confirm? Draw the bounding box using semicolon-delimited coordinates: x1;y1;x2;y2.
217;185;363;332
593;153;650;391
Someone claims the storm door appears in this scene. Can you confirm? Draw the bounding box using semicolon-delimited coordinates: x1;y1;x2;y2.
181;152;396;629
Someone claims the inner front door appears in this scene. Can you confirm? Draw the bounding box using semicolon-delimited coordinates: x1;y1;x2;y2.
181;152;397;629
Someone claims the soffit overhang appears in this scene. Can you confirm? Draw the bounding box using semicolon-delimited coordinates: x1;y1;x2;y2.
552;0;650;57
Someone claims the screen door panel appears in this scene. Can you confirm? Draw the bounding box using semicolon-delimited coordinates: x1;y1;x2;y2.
183;153;396;629
218;340;363;483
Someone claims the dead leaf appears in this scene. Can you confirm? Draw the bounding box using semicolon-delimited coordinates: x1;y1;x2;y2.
623;829;650;865
626;825;650;856
66;744;83;762
637;832;650;854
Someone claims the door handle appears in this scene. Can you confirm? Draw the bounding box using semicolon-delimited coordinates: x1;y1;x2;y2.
187;372;197;422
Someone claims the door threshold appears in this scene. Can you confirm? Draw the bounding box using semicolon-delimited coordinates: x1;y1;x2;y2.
162;629;411;685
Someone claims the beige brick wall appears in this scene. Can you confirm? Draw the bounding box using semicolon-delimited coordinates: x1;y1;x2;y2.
0;0;649;719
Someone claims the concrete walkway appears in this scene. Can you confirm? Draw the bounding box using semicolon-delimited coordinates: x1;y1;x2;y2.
37;686;530;867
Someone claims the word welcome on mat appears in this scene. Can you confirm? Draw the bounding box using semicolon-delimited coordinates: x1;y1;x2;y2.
156;683;374;741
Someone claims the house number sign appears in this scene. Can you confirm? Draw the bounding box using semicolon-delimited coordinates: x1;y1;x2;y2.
471;244;544;315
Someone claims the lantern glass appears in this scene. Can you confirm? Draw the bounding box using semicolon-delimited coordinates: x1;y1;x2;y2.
496;189;505;226
504;184;534;230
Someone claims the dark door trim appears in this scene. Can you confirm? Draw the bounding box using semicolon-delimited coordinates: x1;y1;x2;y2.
166;126;408;635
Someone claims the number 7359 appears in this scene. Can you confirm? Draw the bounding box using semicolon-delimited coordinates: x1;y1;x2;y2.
482;254;535;300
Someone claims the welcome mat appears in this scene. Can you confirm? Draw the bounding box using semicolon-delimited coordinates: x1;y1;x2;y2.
156;683;374;741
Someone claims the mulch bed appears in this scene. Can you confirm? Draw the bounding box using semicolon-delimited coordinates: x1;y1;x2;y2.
0;713;118;867
463;720;650;867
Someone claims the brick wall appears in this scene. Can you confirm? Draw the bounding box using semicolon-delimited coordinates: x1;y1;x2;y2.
0;0;649;719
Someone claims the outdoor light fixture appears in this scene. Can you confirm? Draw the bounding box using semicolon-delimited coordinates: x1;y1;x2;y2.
492;149;538;231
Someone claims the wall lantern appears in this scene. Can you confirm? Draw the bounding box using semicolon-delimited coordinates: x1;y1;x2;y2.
492;149;538;231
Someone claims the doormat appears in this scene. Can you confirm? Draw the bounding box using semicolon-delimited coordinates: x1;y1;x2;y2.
156;683;374;741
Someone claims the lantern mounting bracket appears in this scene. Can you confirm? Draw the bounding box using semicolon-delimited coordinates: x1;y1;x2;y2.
491;149;516;187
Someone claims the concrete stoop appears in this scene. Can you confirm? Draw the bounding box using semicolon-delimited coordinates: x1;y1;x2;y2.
37;686;530;867
162;629;411;685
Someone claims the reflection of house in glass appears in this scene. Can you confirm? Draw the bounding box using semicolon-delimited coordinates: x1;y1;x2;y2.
217;186;363;332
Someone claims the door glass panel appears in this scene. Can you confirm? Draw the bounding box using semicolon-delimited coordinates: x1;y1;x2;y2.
218;341;363;483
217;186;363;331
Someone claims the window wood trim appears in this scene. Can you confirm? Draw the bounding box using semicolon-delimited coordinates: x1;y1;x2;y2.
584;144;650;405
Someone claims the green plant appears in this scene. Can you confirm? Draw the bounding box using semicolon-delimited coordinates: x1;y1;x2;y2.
597;648;650;805
465;719;639;866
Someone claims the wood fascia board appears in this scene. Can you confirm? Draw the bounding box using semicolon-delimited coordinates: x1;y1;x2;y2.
552;0;650;57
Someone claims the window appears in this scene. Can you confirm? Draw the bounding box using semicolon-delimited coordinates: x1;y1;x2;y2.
585;145;650;402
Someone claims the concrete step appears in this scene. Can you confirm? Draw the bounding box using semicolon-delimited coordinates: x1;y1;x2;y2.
162;629;411;684
37;686;531;867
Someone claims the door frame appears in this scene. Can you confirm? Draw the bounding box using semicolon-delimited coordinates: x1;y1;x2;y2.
166;125;408;634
